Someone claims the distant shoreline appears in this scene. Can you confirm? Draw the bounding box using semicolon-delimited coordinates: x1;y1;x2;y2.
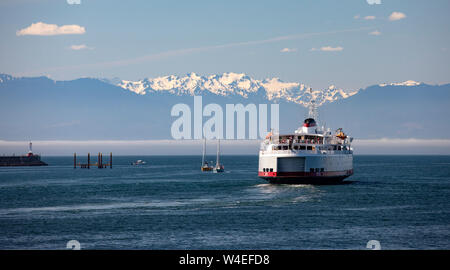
1;139;450;156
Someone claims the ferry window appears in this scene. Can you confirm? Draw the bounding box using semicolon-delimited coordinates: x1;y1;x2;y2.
277;146;281;150
283;146;288;150
263;168;266;172
315;168;320;173
293;146;298;150
310;168;314;172
270;168;273;172
320;168;324;172
307;146;312;150
300;146;306;150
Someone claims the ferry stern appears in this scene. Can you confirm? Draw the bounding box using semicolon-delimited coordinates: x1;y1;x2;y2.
258;116;354;185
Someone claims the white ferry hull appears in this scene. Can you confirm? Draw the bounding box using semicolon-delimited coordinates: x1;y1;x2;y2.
258;153;353;184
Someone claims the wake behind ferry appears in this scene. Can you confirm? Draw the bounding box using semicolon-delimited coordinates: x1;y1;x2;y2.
258;95;353;184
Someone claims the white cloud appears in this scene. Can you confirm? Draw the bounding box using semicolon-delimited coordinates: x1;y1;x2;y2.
69;44;92;50
16;22;86;36
389;12;406;21
369;30;381;36
67;0;81;4
311;46;343;52
364;16;376;20
366;0;381;5
280;48;297;53
30;27;371;74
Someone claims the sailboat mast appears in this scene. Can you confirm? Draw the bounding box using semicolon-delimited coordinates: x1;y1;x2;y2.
216;139;220;166
202;138;206;165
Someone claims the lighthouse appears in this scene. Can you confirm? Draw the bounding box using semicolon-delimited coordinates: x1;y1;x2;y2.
27;142;33;157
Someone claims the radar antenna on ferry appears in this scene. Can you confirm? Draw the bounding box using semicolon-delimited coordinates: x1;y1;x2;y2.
307;88;318;121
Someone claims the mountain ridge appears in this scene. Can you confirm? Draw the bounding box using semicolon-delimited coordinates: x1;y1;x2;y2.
115;72;358;106
0;72;449;140
0;72;433;107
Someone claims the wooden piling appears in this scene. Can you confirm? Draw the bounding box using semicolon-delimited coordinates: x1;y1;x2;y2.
74;152;112;169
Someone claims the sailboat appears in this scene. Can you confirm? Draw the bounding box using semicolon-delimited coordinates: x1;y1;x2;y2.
201;138;213;172
213;139;225;173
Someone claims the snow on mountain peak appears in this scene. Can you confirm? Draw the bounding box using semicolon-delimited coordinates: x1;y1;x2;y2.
379;80;422;87
218;72;245;84
116;72;355;106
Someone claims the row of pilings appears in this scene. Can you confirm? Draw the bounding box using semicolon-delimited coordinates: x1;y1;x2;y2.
73;152;112;169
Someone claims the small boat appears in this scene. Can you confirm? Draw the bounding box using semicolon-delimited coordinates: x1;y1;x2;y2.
132;160;146;165
201;138;213;171
213;164;224;173
213;139;225;173
201;162;213;172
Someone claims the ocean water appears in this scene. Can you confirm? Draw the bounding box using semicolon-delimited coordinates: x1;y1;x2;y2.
0;155;449;250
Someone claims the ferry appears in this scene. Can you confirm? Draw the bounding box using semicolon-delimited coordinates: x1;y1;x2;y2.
258;94;353;184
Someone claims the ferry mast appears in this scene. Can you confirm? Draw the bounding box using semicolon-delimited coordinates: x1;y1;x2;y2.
307;88;318;120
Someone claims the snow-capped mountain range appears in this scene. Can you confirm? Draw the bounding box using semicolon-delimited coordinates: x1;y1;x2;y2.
0;72;448;141
116;72;358;107
1;72;425;108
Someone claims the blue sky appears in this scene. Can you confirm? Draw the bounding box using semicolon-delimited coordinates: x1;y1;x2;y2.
0;0;449;90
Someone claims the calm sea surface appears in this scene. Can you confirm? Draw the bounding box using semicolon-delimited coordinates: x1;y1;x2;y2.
0;155;449;250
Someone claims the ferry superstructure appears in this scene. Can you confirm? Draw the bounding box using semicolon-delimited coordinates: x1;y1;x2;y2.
258;96;353;184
